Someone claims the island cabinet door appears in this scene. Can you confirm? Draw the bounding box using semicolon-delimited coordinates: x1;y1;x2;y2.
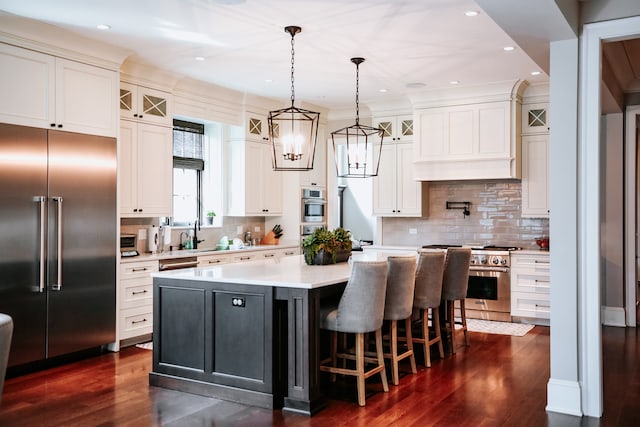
152;279;274;398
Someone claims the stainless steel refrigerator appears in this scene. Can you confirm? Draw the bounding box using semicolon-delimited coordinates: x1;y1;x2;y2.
0;123;116;369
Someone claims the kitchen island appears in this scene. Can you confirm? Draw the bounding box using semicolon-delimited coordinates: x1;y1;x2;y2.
149;255;353;415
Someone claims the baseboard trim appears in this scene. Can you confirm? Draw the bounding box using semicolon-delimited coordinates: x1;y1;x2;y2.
546;378;582;416
601;306;626;327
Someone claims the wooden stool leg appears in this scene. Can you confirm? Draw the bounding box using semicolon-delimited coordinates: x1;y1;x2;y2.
460;299;469;346
448;300;457;354
433;307;444;359
422;309;431;367
356;332;366;406
375;328;389;393
404;317;417;375
390;319;399;385
330;331;338;382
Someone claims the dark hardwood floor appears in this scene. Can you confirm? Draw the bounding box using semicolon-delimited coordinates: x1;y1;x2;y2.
0;326;637;426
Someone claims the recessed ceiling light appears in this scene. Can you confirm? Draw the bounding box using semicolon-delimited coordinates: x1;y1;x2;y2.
530;71;541;76
379;88;388;93
195;56;205;61
503;46;515;52
406;82;426;89
449;80;460;85
96;24;111;30
465;10;479;17
264;79;273;83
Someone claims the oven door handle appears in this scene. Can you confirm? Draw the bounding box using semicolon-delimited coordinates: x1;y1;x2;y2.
469;266;510;273
302;199;326;205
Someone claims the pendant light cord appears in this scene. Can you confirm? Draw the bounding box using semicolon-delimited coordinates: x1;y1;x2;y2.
290;31;295;106
355;61;360;126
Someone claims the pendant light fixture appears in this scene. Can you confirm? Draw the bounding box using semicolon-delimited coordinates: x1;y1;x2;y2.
331;57;384;178
268;25;320;171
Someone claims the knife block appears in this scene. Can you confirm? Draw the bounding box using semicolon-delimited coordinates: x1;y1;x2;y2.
261;230;279;245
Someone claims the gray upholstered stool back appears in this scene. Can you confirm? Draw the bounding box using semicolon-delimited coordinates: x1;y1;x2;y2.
384;256;417;321
331;260;388;333
0;313;14;405
414;251;446;310
441;248;472;301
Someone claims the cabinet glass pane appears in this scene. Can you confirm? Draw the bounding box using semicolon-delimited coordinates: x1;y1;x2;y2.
249;118;262;136
528;109;546;127
142;94;167;118
378;121;392;137
120;89;133;112
401;119;413;137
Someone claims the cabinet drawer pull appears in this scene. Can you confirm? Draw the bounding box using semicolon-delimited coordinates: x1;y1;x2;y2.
131;318;147;324
534;260;550;264
285;251;295;255
131;290;148;295
264;254;275;258
534;279;550;283
207;259;221;264
240;256;252;260
132;267;148;272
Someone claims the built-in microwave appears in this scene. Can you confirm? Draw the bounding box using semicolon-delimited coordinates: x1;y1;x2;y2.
301;188;326;223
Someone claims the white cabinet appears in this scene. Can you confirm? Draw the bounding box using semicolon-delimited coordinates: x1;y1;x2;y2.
521;134;549;217
118;260;158;343
0;43;118;137
227;140;283;216
119;120;173;217
522;102;549;134
521;102;549;218
120;82;172;126
510;252;550;324
413;99;521;181
197;253;233;267
373;114;413;143
245;111;271;142
373;142;428;216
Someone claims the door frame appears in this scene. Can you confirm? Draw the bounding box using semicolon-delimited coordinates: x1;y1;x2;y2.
625;106;640;326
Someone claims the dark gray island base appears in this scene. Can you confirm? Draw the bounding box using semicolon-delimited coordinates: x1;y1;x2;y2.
148;256;352;415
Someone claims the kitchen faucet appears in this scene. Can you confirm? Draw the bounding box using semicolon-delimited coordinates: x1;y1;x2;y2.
179;231;189;250
193;218;204;249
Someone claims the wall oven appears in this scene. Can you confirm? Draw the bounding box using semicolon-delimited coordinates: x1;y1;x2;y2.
301;188;326;223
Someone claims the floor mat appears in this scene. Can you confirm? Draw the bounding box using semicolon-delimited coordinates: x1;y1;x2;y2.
459;319;535;336
135;341;153;350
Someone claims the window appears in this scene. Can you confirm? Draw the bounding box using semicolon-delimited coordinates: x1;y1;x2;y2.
172;118;223;227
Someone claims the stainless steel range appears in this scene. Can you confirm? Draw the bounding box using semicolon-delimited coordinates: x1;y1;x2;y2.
422;245;519;322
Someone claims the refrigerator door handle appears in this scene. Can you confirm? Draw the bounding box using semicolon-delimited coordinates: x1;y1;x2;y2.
35;196;46;293
52;196;63;291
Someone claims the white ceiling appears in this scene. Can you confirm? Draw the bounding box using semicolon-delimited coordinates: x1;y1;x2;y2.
0;0;549;110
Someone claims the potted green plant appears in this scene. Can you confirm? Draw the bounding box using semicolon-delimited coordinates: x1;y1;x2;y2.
205;210;216;225
301;227;352;265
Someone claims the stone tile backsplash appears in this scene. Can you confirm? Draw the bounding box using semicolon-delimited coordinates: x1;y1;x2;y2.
381;180;549;250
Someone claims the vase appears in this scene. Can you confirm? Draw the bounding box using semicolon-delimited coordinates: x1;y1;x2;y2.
305;249;351;265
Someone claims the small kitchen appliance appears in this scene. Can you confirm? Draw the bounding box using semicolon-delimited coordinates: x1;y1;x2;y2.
120;233;138;257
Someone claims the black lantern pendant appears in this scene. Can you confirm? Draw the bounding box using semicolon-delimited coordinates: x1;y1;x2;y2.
331;57;384;178
268;26;320;171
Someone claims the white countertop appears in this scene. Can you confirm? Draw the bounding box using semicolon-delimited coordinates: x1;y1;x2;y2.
121;242;299;264
152;255;351;289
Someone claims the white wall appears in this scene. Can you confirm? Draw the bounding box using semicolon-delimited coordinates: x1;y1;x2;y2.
601;113;625;326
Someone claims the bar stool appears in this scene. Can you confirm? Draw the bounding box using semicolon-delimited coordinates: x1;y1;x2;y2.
441;247;472;353
382;255;417;385
412;251;446;367
0;313;13;406
319;260;389;406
